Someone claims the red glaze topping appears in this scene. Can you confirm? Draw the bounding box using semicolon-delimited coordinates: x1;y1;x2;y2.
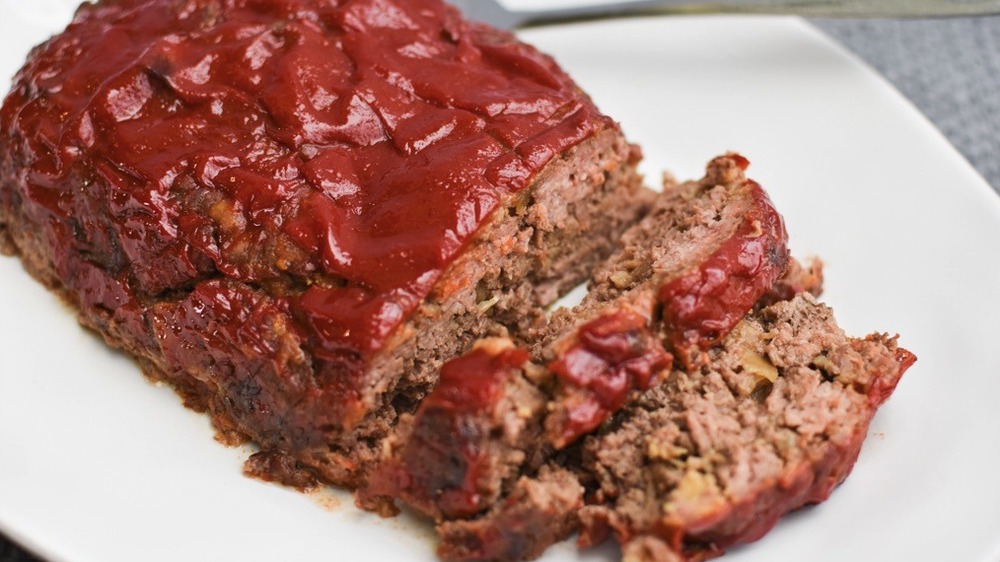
659;167;789;368
419;345;530;518
361;344;530;519
427;345;531;414
547;310;673;447
1;0;608;372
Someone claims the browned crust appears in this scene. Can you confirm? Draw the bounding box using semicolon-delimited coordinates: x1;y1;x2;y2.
436;468;584;562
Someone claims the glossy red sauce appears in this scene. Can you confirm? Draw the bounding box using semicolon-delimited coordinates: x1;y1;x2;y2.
362;344;530;519
659;171;789;368
423;344;529;517
548;310;672;447
1;0;607;372
426;344;530;413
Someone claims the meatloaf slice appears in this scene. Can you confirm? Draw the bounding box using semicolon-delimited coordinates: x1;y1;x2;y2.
424;294;912;562
577;294;915;561
0;0;651;487
359;155;790;522
437;466;585;562
544;153;789;445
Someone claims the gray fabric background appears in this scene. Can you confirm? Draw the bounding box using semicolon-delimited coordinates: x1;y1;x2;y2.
2;15;998;562
815;16;1000;193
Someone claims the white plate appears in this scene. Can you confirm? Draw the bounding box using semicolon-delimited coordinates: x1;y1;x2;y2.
2;3;1000;562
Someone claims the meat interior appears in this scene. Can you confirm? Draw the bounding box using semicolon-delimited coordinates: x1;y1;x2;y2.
358;156;913;562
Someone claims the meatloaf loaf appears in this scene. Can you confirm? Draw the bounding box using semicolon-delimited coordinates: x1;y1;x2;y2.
1;1;915;560
0;0;652;487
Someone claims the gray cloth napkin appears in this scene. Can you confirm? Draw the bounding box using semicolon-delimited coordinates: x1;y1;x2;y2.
2;14;998;562
815;16;1000;193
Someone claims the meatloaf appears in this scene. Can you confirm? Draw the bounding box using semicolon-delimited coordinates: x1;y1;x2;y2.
358;158;912;561
427;295;912;562
576;294;915;561
1;1;915;560
0;0;652;487
360;154;791;520
362;294;911;562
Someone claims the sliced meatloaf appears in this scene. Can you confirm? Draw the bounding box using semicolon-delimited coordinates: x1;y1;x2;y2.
1;2;914;560
358;155;791;523
438;465;586;562
576;294;915;561
408;294;913;562
0;0;651;487
542;154;790;446
358;158;912;561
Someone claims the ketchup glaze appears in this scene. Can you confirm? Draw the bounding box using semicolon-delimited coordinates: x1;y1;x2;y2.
0;0;610;378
